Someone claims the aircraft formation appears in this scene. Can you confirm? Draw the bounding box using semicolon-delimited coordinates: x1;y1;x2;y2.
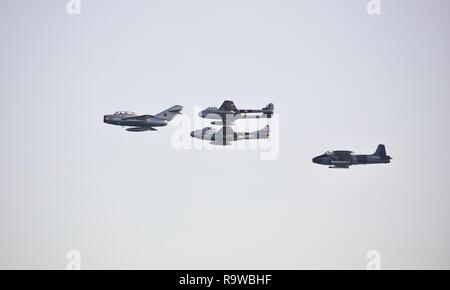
103;100;392;168
193;100;273;146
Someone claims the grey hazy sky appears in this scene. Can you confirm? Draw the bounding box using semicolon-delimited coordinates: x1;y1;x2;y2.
0;0;449;269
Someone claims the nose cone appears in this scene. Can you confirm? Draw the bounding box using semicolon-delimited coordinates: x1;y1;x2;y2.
104;115;113;124
312;156;321;164
198;111;205;118
190;131;195;138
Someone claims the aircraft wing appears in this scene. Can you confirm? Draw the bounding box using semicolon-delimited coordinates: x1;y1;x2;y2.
333;151;353;159
122;115;154;121
217;126;235;137
329;165;350;169
210;141;232;146
126;127;157;132
330;160;351;168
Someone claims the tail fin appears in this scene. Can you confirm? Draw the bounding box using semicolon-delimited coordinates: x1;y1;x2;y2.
263;103;274;111
373;144;387;156
256;125;270;139
263;103;274;118
154;105;183;121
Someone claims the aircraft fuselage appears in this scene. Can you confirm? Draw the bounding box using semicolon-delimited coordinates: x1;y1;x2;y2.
312;145;392;168
103;115;167;128
312;154;391;166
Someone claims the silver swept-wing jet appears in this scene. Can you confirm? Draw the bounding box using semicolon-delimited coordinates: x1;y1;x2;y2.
198;100;274;125
190;125;270;146
103;105;183;132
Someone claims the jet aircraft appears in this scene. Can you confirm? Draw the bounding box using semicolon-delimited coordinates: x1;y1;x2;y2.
103;105;183;132
312;144;392;168
198;100;274;125
190;125;270;146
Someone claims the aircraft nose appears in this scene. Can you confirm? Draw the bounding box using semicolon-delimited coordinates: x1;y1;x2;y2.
104;115;113;124
190;131;194;137
312;156;320;164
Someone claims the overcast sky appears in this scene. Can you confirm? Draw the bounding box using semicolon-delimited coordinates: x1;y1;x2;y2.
0;0;449;269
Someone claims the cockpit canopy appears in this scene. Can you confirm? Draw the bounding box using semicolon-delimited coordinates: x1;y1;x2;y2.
114;111;136;115
202;127;212;133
